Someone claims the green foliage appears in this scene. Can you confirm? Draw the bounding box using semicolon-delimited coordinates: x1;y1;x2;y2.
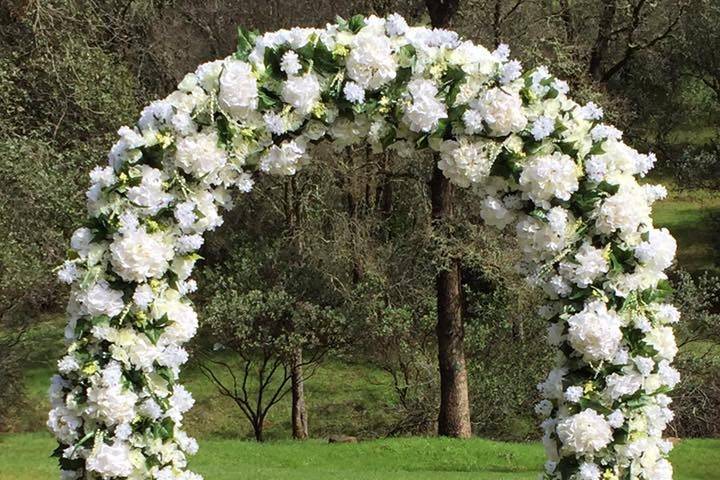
1;433;719;480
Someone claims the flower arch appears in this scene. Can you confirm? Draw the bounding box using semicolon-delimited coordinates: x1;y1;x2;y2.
49;13;680;480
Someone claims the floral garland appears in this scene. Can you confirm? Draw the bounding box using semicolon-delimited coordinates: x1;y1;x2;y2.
49;13;679;480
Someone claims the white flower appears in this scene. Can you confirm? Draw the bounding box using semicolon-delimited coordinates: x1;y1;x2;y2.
86;378;138;426
343;81;365;104
635;228;676;272
195;60;224;92
645;326;678;361
176;234;204;255
558;242;608;288
58;261;79;284
260;140;306;176
646;459;673;480
519;152;579;208
578;462;601;480
471;87;527;136
71;227;93;257
263;112;287;135
579;102;603;120
90;166;117;188
653;304;680;324
567;299;623;363
280;50;302;76
590;124;622;142
500;60;522;85
47;406;82;444
634;356;655;376
556;409;613;455
480;196;516;229
282;73;321;115
564;386;584;403
438;137;499;187
126;166;173;215
153;291;199;345
57;355;80;374
385;13;408;36
86;440;133;478
133;284;155;310
595;182;651;242
81;281;125;318
175;131;228;183
604;372;643;400
447;41;496;76
110;228;174;283
531;116;554;140
535;399;553;417
346;31;397;90
607;409;625;428
403;79;447;133
658;360;680;388
538;367;568;400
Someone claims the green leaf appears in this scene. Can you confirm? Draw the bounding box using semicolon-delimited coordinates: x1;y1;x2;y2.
236;26;258;61
347;14;366;33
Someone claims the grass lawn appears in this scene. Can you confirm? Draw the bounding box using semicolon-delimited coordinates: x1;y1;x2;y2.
1;433;718;480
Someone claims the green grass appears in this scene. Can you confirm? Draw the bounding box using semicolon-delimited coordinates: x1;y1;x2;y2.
649;177;720;271
1;433;718;480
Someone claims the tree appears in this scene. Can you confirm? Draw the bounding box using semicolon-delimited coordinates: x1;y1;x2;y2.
425;0;472;438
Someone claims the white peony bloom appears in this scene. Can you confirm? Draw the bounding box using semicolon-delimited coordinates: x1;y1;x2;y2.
110;228;174;283
645;326;678;361
86;373;138;425
518;152;579;208
176;234;204;255
126;165;173;215
556;409;613;455
634;228;676;272
194;60;224;92
47;406;82;444
471;87;527;137
175;131;228;183
403;79;447;133
646;459;673;480
260;140;307;176
282;73;321;115
86;440;134;478
438;137;499;187
346;31;397;90
567;299;623;363
558;242;608;288
153;291;199;345
80;281;125;318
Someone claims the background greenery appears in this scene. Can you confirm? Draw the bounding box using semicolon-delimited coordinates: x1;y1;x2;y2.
1;0;719;477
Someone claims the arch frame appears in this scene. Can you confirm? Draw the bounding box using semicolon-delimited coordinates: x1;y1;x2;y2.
48;13;680;480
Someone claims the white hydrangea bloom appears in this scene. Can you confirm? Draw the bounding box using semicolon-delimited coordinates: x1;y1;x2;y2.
470;87;527;137
556;409;613;455
346;31;397;90
280;50;302;75
403;79;447;133
567;299;623;363
175;131;228;183
126;165;173;215
519;152;579;208
558;242;609;288
634;228;676;272
595;181;652;242
437;137;499;187
604;372;643;400
343;81;365;104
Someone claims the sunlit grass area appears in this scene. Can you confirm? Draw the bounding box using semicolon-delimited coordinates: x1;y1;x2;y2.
1;433;718;480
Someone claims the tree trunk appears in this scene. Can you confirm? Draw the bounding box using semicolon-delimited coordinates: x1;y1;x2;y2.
290;347;309;439
253;419;264;442
430;160;472;438
589;0;617;80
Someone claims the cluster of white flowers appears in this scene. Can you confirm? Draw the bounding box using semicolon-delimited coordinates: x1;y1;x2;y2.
51;14;678;480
